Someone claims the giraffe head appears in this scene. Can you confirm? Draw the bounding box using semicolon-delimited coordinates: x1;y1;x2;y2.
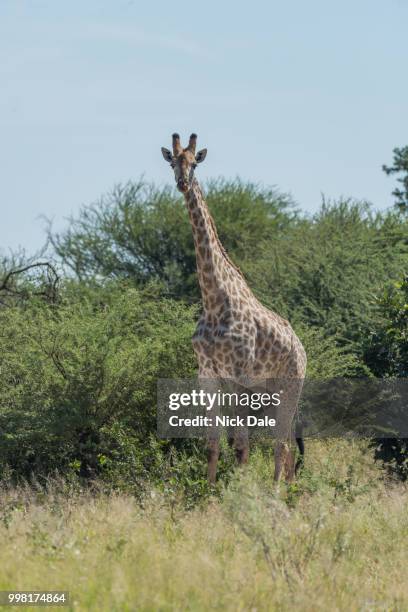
161;133;207;193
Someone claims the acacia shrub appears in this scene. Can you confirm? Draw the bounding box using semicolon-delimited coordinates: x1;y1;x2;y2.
0;281;197;482
49;179;296;300
245;200;408;354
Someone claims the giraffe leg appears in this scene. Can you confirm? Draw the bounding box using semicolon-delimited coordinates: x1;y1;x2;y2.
230;380;249;467
207;438;220;484
234;430;249;466
284;449;296;482
198;364;221;484
235;445;249;466
269;381;291;483
272;377;304;483
274;441;290;482
227;432;249;464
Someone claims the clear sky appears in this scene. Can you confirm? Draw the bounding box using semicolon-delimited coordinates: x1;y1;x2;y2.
1;0;407;254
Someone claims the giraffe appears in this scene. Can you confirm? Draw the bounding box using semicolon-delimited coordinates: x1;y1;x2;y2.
161;133;307;484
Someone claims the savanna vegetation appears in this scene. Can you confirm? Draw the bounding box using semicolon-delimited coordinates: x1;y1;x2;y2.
1;442;407;611
0;157;407;610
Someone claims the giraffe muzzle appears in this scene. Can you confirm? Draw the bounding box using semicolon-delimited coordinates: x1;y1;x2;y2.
177;179;189;193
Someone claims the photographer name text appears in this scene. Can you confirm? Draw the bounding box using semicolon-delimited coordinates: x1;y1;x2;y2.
168;415;276;427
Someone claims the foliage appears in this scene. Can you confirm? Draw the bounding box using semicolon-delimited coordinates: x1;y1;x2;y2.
383;146;408;212
365;277;408;480
295;324;368;378
49;180;408;359
372;438;408;482
0;281;197;482
0;252;59;307
1;441;407;611
247;199;408;352
364;276;408;378
48;179;294;300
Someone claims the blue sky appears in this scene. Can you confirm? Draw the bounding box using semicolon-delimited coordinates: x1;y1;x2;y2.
1;0;407;254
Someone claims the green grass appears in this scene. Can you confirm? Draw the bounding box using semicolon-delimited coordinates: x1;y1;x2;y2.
0;440;407;611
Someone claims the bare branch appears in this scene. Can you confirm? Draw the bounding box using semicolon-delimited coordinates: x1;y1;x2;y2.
0;261;60;306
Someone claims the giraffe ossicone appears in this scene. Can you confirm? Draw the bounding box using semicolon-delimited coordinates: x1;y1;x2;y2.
161;133;307;484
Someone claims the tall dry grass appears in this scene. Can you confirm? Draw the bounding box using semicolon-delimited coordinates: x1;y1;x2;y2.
0;440;407;611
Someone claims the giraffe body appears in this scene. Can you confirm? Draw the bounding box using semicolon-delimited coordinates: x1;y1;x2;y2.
161;133;306;483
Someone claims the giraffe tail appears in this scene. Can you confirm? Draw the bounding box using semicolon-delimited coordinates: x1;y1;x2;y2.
295;431;305;475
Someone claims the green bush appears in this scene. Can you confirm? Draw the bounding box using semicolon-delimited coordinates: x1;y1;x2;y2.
365;276;408;480
0;281;197;482
247;199;408;353
49;179;294;300
50;182;408;362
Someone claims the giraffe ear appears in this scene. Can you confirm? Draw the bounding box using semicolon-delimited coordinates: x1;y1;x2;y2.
195;148;207;164
161;147;173;163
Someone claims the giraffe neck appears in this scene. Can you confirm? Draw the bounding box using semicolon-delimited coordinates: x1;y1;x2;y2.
185;179;250;311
